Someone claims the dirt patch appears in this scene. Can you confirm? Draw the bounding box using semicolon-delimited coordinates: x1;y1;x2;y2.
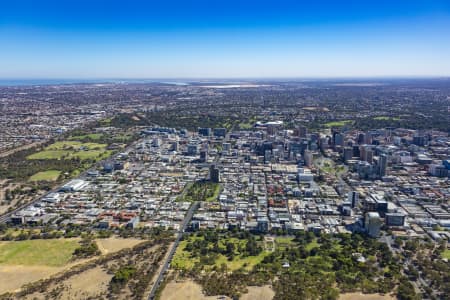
339;292;396;300
160;280;224;300
241;285;274;300
0;238;147;295
95;237;144;254
4;239;169;300
0;265;62;293
161;280;274;300
56;266;112;300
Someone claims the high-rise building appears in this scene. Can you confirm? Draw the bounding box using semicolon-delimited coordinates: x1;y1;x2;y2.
295;125;308;138
187;144;198;156
385;213;406;227
378;154;387;177
365;212;382;237
200;150;208;163
333;132;344;147
413;135;426;146
213;128;227;137
198;127;211;136
304;150;313;167
209;164;220;183
364;132;373;144
365;149;374;163
343;147;353;162
347;191;359;208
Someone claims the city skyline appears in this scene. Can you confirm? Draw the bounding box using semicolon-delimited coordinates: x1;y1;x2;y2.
1;0;450;78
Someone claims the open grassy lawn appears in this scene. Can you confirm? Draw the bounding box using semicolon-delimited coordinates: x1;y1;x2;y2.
171;240;200;270
239;122;254;129
442;249;450;260
214;251;268;271
305;239;321;251
69;133;104;141
29;170;61;181
275;236;295;250
324;120;352;127
27;141;110;161
373;116;401;121
0;239;79;267
206;183;221;202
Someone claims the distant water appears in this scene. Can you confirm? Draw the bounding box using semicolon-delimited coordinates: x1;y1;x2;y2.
0;79;190;87
0;79;111;86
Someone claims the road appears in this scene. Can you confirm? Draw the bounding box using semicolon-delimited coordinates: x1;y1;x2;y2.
147;201;199;300
0;140;140;224
145;133;229;299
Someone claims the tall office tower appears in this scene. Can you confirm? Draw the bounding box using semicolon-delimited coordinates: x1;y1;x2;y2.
347;191;359;208
412;135;426;146
378;154;387;177
365;212;382;237
343;146;353;162
199;150;208;163
352;145;360;158
364;132;373;144
365;149;374;164
304;150;313;167
357;133;365;144
187;144;198;156
209;164;220;183
333;132;344;147
298;125;308;138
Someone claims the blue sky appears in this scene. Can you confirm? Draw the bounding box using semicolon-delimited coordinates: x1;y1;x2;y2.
1;0;450;78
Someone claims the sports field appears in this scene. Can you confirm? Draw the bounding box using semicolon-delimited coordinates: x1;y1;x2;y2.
324;120;352;127
0;239;79;267
28;170;61;181
27;141;111;161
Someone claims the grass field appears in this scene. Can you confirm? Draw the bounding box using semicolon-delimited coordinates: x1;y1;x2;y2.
0;239;79;267
305;239;321;251
275;236;294;250
69;133;104;141
324;120;352;127
239;122;254;129
27;141;111;161
29;170;61;181
373;116;401;121
206;183;221;202
442;249;450;260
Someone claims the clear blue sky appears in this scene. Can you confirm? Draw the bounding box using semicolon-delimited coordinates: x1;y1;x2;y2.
1;0;450;78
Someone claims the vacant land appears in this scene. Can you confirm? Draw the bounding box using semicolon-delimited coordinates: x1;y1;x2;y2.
2;239;169;300
160;280;220;300
0;237;149;294
27;141;110;161
28;170;61;182
96;237;144;254
160;280;274;300
339;293;395;300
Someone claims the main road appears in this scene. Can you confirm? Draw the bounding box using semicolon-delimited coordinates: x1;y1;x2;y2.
147;201;199;300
